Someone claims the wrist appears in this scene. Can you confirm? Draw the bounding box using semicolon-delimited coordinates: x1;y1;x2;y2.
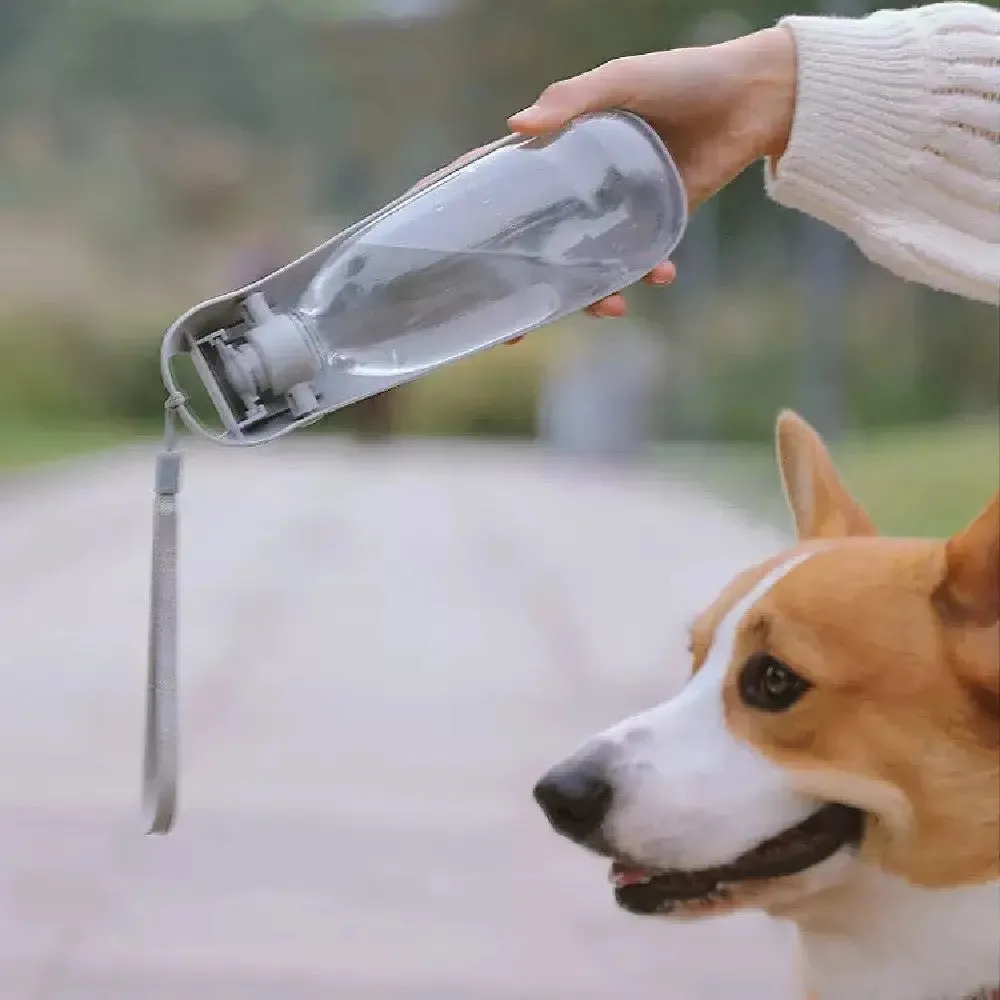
734;25;797;162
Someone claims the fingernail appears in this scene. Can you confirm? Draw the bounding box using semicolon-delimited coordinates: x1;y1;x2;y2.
508;105;539;126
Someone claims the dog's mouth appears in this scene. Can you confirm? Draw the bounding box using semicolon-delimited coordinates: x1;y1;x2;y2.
609;803;864;916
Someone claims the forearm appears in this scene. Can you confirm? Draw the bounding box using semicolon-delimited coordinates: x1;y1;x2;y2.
764;3;1000;306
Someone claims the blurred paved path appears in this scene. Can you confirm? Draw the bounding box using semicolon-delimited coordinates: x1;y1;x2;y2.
0;439;799;999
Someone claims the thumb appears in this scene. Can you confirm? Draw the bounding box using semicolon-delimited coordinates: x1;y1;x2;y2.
508;61;633;134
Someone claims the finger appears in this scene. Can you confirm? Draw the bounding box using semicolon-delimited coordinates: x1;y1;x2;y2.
586;294;628;318
643;261;677;285
508;60;635;134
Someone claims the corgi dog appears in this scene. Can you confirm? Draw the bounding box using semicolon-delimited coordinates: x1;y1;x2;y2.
533;410;999;1000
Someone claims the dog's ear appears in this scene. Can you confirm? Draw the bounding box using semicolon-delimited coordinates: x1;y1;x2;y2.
935;492;1000;716
934;492;1000;629
775;410;877;541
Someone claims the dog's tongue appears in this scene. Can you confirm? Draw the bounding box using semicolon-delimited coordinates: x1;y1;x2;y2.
609;862;653;888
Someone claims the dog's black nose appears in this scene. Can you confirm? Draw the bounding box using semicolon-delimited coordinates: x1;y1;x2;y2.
533;749;615;843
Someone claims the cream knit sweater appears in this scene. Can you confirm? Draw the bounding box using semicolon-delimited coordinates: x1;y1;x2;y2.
765;2;1000;306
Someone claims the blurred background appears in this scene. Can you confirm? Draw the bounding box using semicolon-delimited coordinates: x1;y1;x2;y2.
1;0;996;529
0;1;996;998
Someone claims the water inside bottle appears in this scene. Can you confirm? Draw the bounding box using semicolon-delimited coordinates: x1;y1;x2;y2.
298;244;629;379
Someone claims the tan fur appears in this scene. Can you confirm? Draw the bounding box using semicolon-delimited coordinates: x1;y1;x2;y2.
689;411;999;897
934;492;1000;630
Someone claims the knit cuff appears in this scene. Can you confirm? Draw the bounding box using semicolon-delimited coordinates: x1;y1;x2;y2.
764;10;931;238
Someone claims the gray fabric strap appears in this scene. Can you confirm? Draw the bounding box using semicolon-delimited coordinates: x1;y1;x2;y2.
143;401;182;835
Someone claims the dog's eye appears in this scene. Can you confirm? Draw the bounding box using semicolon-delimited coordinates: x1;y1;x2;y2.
738;654;810;712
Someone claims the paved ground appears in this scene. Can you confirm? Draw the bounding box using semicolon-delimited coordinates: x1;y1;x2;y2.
0;438;800;1000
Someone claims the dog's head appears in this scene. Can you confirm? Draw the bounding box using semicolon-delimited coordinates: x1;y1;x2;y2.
534;410;999;921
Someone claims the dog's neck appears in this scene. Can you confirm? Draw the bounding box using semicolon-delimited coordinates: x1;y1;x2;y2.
788;863;1000;1000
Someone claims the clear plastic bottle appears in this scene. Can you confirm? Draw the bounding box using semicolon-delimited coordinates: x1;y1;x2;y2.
295;110;686;378
212;110;687;437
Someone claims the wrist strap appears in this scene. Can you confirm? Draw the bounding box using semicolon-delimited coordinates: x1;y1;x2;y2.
143;399;182;834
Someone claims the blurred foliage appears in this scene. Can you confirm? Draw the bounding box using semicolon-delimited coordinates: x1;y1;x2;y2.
0;0;996;446
833;418;1000;537
393;325;574;438
0;309;558;439
0;421;134;473
672;272;999;442
0;0;881;214
2;288;994;444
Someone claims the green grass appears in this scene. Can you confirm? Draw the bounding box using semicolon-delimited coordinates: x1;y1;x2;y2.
660;415;1000;539
0;422;138;474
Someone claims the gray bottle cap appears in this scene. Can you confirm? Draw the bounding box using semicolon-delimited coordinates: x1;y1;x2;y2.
245;312;321;397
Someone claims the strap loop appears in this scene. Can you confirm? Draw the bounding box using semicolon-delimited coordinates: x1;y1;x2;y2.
143;399;183;834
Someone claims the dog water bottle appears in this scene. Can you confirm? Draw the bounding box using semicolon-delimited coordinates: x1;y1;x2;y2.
144;111;687;833
163;110;687;446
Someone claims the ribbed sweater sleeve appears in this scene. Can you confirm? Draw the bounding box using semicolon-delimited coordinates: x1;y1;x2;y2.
765;2;1000;305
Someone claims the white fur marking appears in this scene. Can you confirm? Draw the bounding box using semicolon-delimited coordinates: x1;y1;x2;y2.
802;866;1000;1000
601;550;823;870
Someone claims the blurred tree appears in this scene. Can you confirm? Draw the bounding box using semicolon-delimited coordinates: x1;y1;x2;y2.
1;0;994;444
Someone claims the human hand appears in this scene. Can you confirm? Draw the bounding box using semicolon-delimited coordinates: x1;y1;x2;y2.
402;25;794;325
509;25;797;317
